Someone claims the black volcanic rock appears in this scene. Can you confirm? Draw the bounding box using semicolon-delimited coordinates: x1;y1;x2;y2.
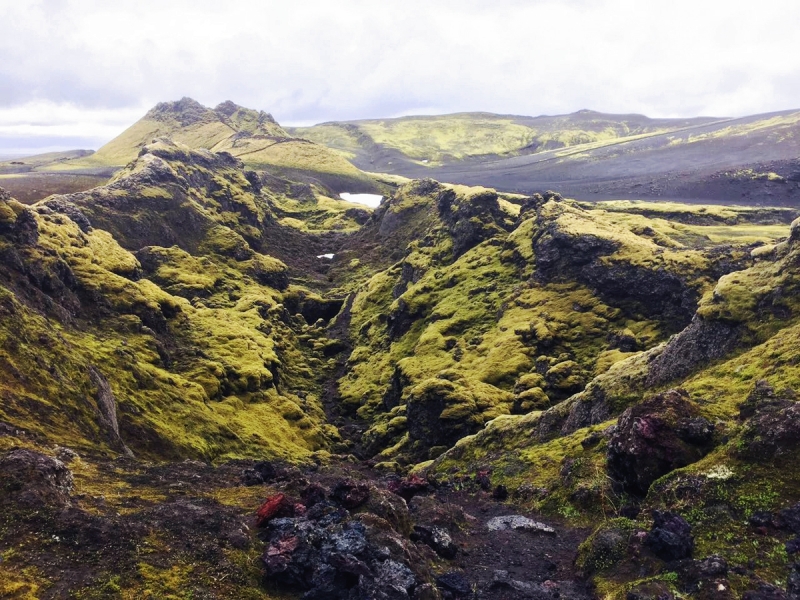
607;390;714;496
645;510;694;561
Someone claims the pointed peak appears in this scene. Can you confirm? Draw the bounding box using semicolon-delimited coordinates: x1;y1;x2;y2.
145;97;216;126
214;100;243;117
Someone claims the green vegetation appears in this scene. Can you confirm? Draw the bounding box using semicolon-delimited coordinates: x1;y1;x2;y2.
1;125;799;598
291;110;717;166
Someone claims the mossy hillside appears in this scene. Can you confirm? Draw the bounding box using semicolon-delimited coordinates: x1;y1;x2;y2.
60;98;287;170
529;198;756;331
54;139;385;295
585;204;793;249
267;185;372;234
425;350;662;519
340;187;719;463
0;188;341;462
580;199;799;227
536;198;719;280
424;220;800;597
694;226;800;342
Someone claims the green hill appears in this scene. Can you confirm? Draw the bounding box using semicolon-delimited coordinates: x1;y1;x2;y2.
66;97;379;192
290;110;720;166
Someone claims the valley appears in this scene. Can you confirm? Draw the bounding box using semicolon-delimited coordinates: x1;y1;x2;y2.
1;99;800;599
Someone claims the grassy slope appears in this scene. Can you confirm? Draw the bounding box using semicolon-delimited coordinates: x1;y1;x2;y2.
1;138;799;597
290;110;720;166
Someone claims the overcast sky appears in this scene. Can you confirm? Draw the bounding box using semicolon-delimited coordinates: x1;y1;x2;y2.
2;0;799;155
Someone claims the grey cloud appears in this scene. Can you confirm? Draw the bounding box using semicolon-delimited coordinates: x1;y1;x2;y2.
0;0;799;154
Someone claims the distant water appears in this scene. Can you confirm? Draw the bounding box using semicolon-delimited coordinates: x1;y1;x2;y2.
339;193;383;208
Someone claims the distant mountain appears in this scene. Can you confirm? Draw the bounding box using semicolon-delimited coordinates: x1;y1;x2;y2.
293;109;800;205
5;99;380;202
290;109;719;166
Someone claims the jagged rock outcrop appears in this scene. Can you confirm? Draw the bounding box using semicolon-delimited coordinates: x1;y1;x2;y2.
607;390;715;496
89;366;134;457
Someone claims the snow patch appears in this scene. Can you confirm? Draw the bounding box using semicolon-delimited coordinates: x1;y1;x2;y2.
339;193;383;208
317;253;335;260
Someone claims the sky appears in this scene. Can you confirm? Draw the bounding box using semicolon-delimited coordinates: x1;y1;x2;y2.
1;0;799;156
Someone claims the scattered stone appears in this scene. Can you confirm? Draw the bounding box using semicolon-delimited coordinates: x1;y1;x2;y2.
645;510;694;561
374;559;416;595
486;515;555;534
735;384;800;462
54;446;79;464
241;460;280;486
671;555;729;594
412;525;458;559
361;486;413;536
387;473;429;501
436;571;471;597
331;479;370;509
261;512;430;600
0;449;73;508
256;493;295;527
490;570;575;598
492;485;509;501
750;511;776;528
778;502;800;535
300;482;327;507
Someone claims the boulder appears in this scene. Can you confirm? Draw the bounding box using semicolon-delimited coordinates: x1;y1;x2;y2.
736;393;800;462
645;510;694;561
256;493;296;527
331;479;370;510
486;515;555;534
607;389;715;496
412;525;458;559
0;449;73;508
435;571;471;597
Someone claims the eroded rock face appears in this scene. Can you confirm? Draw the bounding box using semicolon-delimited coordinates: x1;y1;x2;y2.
646;316;740;387
730;381;800;464
0;449;74;508
607;390;715;496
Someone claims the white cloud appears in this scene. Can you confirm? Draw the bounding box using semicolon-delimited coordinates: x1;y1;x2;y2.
1;0;799;153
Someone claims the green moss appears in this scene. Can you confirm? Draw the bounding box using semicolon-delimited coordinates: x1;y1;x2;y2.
576;518;638;574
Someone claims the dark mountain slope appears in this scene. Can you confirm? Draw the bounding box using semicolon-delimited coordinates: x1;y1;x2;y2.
297;109;800;205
